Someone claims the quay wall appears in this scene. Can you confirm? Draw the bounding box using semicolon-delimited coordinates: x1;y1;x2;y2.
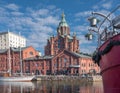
88;75;102;82
36;75;102;82
36;75;82;81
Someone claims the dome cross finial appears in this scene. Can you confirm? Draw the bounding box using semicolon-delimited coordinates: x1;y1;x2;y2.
62;12;65;18
58;12;69;27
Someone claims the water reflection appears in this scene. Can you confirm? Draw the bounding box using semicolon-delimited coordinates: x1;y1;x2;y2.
0;82;35;93
0;81;103;93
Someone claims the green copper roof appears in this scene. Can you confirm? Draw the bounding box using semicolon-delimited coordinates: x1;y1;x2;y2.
58;13;69;27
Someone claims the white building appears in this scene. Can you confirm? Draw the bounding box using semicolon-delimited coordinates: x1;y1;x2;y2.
0;31;26;49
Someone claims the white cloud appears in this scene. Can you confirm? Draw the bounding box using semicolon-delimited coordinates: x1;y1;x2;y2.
102;2;112;9
0;3;61;55
44;16;59;25
5;3;19;11
80;45;97;54
92;5;99;10
0;7;10;16
73;25;89;32
30;9;49;17
75;11;91;17
47;5;56;10
11;11;24;16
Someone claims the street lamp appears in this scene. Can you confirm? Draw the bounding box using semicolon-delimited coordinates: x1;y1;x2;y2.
87;5;120;93
88;16;100;27
87;5;120;48
85;32;93;40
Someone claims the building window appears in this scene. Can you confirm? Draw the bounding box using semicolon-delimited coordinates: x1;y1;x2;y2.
29;51;33;55
58;39;61;48
64;58;67;67
35;63;39;67
46;62;49;66
32;63;34;66
64;58;67;63
75;59;78;65
84;63;86;67
82;63;83;67
41;63;44;69
60;63;62;67
89;63;90;67
54;63;57;68
60;58;62;62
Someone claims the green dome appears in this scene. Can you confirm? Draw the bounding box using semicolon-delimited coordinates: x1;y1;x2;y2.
58;13;69;27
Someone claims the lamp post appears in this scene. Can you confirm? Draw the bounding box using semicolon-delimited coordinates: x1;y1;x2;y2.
88;5;120;93
87;5;120;48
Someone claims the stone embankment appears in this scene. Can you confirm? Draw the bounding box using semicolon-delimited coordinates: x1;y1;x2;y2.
36;75;82;81
88;75;102;82
36;75;102;82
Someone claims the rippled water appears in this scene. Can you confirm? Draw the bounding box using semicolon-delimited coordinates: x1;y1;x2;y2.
0;81;103;93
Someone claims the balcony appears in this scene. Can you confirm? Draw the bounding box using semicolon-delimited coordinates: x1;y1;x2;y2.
69;65;80;68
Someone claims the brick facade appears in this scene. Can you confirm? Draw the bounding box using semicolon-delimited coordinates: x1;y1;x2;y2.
24;49;100;75
0;46;39;74
0;13;100;75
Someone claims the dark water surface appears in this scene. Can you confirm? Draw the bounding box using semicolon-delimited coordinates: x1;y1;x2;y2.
0;81;103;93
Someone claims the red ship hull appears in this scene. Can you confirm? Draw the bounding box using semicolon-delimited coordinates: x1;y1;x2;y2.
99;34;120;93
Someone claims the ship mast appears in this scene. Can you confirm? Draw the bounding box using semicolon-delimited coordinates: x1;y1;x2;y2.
8;46;11;76
19;32;23;76
8;31;11;76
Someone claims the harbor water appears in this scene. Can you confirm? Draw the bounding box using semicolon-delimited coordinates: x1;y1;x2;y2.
0;81;103;93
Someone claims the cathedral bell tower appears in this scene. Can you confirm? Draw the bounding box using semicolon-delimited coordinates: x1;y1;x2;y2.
57;13;70;36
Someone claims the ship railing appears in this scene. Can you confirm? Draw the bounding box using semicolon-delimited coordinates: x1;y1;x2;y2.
86;5;120;48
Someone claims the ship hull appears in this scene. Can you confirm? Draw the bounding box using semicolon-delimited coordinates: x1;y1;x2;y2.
99;34;120;93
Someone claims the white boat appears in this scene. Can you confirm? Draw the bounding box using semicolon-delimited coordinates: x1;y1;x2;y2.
0;75;36;82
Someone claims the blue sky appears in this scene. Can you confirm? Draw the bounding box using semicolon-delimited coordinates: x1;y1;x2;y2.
0;0;120;55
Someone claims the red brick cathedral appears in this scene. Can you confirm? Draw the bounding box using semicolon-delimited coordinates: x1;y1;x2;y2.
0;13;100;75
45;13;79;55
